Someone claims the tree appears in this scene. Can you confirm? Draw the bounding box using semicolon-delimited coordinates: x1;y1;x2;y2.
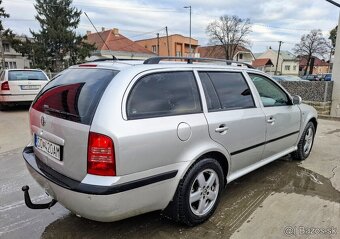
0;0;9;32
12;0;95;72
206;15;252;60
329;26;337;48
0;0;10;69
293;29;330;75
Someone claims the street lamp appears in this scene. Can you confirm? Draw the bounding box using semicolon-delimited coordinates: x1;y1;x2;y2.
184;6;192;57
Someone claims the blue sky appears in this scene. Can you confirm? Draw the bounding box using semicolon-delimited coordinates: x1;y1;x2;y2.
2;0;340;53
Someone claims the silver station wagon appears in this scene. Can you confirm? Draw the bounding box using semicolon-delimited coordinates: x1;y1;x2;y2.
22;57;317;226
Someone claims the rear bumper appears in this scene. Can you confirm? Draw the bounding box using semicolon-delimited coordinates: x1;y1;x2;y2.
23;146;179;222
0;94;36;103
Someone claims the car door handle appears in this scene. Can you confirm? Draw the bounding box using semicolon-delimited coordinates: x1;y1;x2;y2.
267;117;275;123
215;125;229;133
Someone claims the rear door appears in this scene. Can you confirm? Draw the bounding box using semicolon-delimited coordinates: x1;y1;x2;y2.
30;68;118;181
7;70;49;96
198;71;266;175
247;73;301;159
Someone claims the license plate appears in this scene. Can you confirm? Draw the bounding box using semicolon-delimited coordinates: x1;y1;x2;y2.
21;85;39;90
34;134;61;160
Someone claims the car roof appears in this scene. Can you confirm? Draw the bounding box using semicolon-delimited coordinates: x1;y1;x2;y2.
71;59;263;74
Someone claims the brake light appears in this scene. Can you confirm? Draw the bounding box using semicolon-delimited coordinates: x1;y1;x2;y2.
79;64;97;67
1;81;9;90
87;132;116;176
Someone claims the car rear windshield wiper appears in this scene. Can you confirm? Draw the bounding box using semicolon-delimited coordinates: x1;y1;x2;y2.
43;105;80;120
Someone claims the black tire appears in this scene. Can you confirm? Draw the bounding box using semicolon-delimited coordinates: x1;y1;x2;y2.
0;103;7;111
163;158;224;226
292;121;315;161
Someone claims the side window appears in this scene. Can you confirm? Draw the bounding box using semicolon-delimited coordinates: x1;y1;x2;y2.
248;73;290;107
198;72;222;111
127;71;202;119
200;71;255;111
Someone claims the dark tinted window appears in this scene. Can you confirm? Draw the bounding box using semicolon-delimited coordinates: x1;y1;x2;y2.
201;72;254;111
199;72;222;111
248;73;289;107
8;70;48;81
127;71;202;119
32;68;118;125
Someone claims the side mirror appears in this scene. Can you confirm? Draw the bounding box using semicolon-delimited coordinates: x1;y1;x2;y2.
292;95;302;105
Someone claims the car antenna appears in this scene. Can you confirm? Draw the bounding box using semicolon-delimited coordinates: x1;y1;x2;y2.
84;12;117;61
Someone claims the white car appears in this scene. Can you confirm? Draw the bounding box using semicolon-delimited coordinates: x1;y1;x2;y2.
0;69;49;110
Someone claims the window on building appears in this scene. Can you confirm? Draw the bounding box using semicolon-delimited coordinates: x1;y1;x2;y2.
13;62;17;69
176;51;182;57
284;65;291;71
4;62;8;69
151;45;157;53
293;65;296;71
239;53;243;60
2;43;10;52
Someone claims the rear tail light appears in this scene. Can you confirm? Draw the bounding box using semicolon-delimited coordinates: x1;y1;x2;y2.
1;81;10;90
87;132;116;176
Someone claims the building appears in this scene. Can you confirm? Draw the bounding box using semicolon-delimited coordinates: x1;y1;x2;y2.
299;56;330;75
135;34;199;57
0;37;31;70
255;49;299;75
197;45;255;64
252;58;274;72
86;28;156;60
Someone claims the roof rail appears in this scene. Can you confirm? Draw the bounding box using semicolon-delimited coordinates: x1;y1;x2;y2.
143;56;254;69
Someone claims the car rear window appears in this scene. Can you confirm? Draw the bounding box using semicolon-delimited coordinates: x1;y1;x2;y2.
8;70;48;81
32;68;118;125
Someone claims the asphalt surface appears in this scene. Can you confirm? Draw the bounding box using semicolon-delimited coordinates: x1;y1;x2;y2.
0;107;339;239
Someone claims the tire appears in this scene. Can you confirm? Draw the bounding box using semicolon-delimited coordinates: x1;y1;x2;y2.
163;158;224;226
0;103;7;111
292;121;315;161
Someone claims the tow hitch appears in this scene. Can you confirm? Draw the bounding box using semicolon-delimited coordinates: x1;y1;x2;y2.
22;185;57;209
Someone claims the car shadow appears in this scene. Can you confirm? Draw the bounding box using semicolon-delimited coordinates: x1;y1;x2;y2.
0;104;30;112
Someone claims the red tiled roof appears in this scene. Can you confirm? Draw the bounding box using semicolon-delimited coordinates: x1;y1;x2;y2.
252;58;274;67
198;45;251;59
299;56;329;66
87;29;154;54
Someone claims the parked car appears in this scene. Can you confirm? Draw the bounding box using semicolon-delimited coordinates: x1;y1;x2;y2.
272;75;306;81
0;69;49;110
322;73;332;81
22;57;318;226
302;74;320;81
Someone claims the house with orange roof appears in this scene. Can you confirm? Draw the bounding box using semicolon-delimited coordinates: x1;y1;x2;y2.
86;28;156;60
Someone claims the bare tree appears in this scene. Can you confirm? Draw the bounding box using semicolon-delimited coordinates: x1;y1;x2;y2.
206;15;252;60
293;29;330;75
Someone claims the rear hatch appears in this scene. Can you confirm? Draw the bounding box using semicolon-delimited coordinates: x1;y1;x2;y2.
7;70;49;95
30;68;118;181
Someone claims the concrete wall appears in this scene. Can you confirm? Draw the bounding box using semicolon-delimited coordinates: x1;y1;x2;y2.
279;81;333;115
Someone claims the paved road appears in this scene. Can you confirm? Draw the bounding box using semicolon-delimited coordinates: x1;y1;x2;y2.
0;108;339;239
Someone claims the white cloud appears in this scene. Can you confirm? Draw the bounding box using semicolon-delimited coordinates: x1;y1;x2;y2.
1;0;339;53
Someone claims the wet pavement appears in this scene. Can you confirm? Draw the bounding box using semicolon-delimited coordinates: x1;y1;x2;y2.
0;109;339;239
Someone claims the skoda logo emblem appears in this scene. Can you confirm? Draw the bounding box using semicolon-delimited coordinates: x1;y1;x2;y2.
41;116;46;126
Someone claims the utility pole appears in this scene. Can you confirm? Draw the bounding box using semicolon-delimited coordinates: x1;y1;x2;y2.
274;41;283;75
165;26;170;56
156;33;160;56
326;0;340;116
184;6;192;57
